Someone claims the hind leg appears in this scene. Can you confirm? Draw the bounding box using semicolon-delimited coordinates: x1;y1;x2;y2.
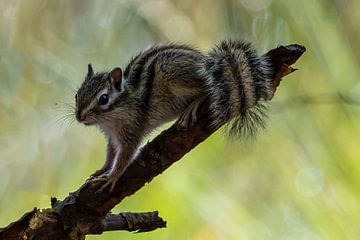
177;96;206;129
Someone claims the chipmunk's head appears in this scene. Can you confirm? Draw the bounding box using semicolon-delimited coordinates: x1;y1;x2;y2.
75;64;123;126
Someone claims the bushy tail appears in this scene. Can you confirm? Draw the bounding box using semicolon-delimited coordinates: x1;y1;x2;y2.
204;40;274;138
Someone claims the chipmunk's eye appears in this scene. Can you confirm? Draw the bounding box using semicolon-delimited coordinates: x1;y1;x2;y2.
98;94;109;105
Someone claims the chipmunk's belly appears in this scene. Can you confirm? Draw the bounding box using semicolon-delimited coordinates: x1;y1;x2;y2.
146;93;202;130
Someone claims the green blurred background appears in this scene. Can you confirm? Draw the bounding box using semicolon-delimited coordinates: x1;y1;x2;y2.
1;0;360;239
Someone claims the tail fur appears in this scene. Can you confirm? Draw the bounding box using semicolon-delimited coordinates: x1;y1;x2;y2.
204;40;274;138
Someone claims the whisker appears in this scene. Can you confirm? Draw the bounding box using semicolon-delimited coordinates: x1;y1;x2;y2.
55;113;75;124
54;101;76;111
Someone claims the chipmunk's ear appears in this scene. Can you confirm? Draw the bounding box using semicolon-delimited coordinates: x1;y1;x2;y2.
109;67;122;90
87;64;94;78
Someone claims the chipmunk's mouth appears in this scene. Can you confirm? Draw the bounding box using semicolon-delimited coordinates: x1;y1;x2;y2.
79;118;97;126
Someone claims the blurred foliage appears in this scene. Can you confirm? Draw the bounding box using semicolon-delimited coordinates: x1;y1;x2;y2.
1;0;360;239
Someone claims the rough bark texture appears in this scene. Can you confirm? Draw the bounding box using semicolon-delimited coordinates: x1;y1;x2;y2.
0;44;305;240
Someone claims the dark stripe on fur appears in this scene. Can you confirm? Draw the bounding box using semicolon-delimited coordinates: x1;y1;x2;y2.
208;40;272;138
136;55;157;126
141;57;157;108
208;56;232;123
224;53;247;116
125;47;162;87
124;44;194;87
106;90;129;112
240;43;262;101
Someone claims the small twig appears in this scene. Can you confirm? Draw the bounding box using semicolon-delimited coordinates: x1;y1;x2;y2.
87;211;166;234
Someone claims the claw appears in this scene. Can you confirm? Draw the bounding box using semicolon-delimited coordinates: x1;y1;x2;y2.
87;170;110;182
96;177;118;193
88;171;121;193
90;168;108;178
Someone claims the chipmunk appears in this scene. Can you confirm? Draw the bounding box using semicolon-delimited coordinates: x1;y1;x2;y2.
75;40;274;191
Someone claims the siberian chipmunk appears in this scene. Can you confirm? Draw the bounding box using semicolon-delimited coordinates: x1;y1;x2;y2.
75;40;273;191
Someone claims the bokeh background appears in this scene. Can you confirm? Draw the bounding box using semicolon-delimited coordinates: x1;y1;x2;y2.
1;0;360;239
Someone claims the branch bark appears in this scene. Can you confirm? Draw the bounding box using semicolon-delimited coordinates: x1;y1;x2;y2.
0;44;305;240
87;211;166;234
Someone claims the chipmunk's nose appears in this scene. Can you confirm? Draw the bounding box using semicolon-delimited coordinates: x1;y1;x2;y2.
76;110;85;122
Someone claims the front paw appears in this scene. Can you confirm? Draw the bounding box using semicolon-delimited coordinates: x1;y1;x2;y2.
88;168;109;180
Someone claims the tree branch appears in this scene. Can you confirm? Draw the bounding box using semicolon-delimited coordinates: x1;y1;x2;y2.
87;211;166;234
0;44;305;240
